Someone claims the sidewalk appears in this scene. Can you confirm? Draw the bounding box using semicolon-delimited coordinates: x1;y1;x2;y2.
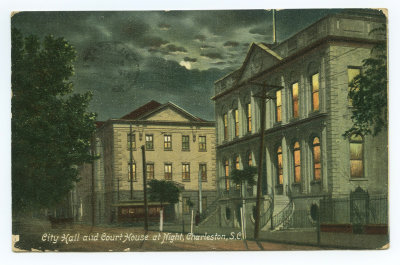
155;223;389;250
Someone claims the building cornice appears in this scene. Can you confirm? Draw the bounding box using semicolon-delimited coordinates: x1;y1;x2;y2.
216;112;328;150
212;35;384;101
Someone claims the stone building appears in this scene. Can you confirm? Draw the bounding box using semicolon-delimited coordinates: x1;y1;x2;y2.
75;100;216;224
211;10;387;230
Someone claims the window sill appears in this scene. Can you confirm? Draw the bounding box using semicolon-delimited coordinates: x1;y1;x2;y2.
310;180;321;185
181;149;190;152
164;149;173;151
349;178;368;181
198;149;207;152
182;179;191;182
146;149;154;151
127;180;138;182
201;180;207;182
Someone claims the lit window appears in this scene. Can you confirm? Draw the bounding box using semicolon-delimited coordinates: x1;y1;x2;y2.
224;160;230;191
146;164;154;180
128;162;136;181
182;135;190;150
127;133;136;150
200;163;207;182
164;135;172;150
293;142;301;183
223;113;228;140
199;136;206;151
292;83;299;118
276;90;282;122
247;103;252;132
312;137;321;181
277;146;283;185
350;134;364;178
234;109;239;137
145;134;154;150
234;155;240;189
182;163;190;181
311;73;319;111
164;163;172;180
248;152;252;166
348;67;361;105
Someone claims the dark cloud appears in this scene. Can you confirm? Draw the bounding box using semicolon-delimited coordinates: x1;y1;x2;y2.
200;52;225;60
223;41;240;47
184;57;197;62
164;44;187;53
200;44;215;49
138;36;169;48
249;26;271;35
194;34;206;41
158;23;171;30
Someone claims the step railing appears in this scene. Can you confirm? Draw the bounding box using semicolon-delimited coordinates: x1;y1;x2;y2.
199;198;219;224
271;200;294;229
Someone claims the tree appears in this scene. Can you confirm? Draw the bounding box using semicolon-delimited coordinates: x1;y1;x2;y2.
231;166;258;194
11;28;97;215
344;25;387;137
148;179;180;231
148;179;181;207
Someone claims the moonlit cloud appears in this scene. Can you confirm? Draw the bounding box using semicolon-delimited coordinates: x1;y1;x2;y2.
12;9;343;121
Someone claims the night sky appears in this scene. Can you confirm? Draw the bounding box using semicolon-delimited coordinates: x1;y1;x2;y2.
12;9;341;121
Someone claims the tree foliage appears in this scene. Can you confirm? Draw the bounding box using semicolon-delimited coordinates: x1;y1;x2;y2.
231;166;258;187
344;25;387;137
12;28;97;213
148;180;180;207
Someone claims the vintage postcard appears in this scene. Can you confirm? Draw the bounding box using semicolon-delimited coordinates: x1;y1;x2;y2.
11;8;388;252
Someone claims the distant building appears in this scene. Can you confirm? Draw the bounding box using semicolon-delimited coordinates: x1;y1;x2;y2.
212;10;387;230
75;100;216;224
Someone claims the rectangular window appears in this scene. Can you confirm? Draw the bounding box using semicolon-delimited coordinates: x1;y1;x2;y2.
145;134;154;150
348;67;361;105
127;133;136;150
350;135;364;178
146;163;154;180
277;147;283;185
292;82;299;118
164;163;172;180
276;90;282;122
182;163;190;181
200;163;207;182
223;113;228;140
164;134;172;150
311;73;320;111
183;197;190;214
182;135;190;151
234;109;239;137
247;103;252;132
128;162;136;181
199;136;206;151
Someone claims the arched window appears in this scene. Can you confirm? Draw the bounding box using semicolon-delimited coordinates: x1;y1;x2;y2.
234;155;240;170
350;134;364;178
293;142;301;183
248;152;253;166
224;159;230;191
223;113;228;140
277;146;283;185
276;90;282;122
233;109;239;137
312;137;321;181
292;83;299;118
311;73;320;111
247;103;252;133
